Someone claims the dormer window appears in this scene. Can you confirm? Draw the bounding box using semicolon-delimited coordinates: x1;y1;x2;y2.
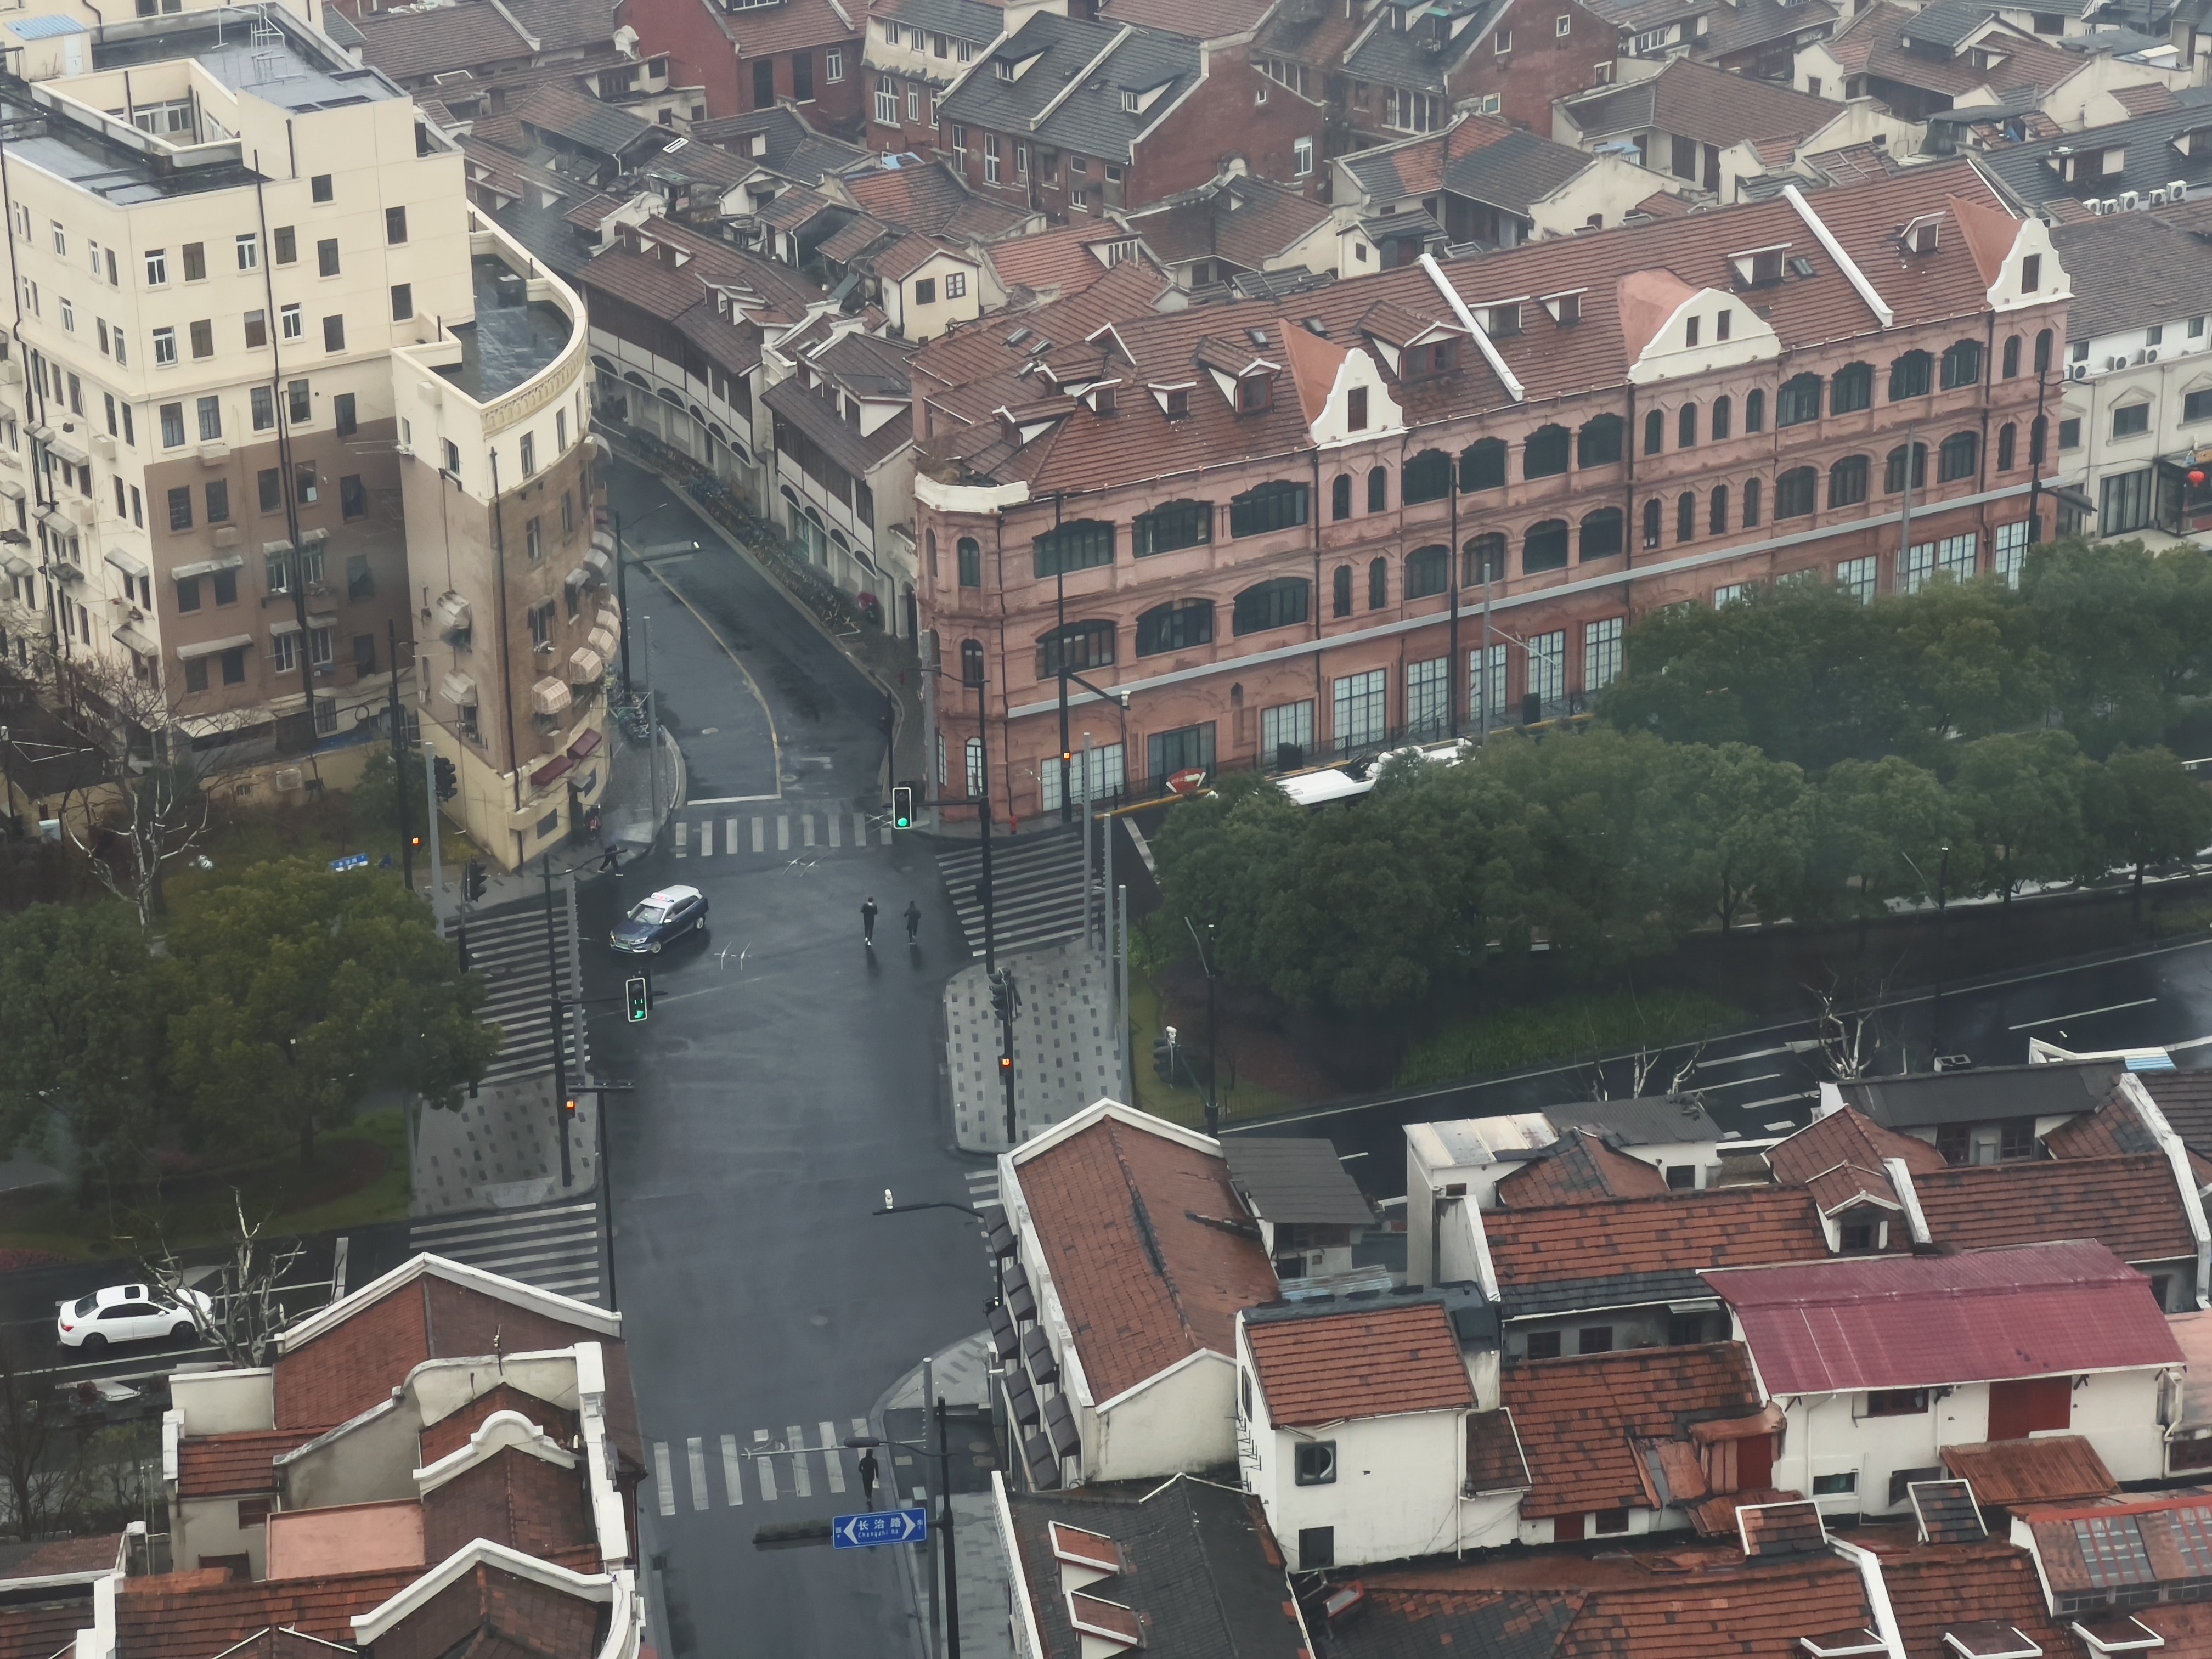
1346;386;1368;430
1407;339;1457;378
1094;386;1118;414
1166;387;1190;419
1120;89;1138;111
1731;245;1788;286
1238;375;1272;413
995;58;1016;80
1899;213;1942;256
1483;302;1522;338
1543;290;1583;325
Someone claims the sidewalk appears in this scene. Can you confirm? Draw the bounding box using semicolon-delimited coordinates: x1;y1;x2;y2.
411;1078;599;1216
946;940;1127;1153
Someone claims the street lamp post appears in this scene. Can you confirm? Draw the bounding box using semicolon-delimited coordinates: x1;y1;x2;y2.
845;1412;962;1659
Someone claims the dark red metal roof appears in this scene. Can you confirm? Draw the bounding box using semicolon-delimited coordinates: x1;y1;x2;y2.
1702;1241;2183;1395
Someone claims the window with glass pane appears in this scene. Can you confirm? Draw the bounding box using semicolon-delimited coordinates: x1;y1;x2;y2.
1040;742;1126;811
966;736;984;797
1146;723;1215;788
1776;467;1816;517
1994;520;2030;589
1900;541;1936;594
1940;340;1982;390
1133;500;1211;555
1830;361;1872;414
1580;509;1623;561
1233;578;1308;635
1523;519;1568;572
957;537;980;586
1836;555;1877;603
1584;618;1622;691
1523;424;1570;478
1037;619;1115;677
1464;533;1505;584
1333;669;1387;751
1402;449;1451;503
1406;544;1448;598
1577;414;1622;467
1470;645;1506;729
1459;439;1506;492
1938;431;1977;482
1031;518;1114;577
1778;374;1821;426
1526;630;1565;713
1889;351;1931;399
1229;481;1308;538
1262;700;1313;768
1938;532;1977;580
1829;454;1869;507
1136;599;1212;654
1407;657;1448;737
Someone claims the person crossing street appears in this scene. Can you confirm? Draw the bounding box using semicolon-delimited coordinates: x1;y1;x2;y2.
903;900;921;944
861;895;879;946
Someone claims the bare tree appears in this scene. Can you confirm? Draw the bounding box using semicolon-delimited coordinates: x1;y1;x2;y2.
1805;973;1896;1083
1588;1037;1705;1103
136;1192;307;1370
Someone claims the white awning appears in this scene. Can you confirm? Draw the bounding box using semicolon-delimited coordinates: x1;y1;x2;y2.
565;563;593;591
532;676;572;716
45;436;87;466
585;545;612;577
2;555;32;579
176;633;253;661
111;623;158;656
172;554;245;579
586;626;617;659
439;670;478;706
0;479;25;501
104;549;149;582
567;645;605;683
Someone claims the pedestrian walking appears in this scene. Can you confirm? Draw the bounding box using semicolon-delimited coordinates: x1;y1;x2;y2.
861;895;879;945
597;840;622;871
903;900;921;943
857;1448;880;1508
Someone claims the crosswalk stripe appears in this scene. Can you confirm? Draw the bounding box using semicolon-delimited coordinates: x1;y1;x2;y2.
820;1421;845;1493
456;908;586;1085
882;821;893;845
654;1442;675;1516
675;821;688;857
726;819;737;855
777;816;790;851
697;823;712;857
752;817;765;853
786;1425;813;1498
410;1199;599;1235
721;1434;744;1506
410;1195;602;1304
687;1437;708;1511
829;812;842;848
803;814;816;848
754;1430;777;1502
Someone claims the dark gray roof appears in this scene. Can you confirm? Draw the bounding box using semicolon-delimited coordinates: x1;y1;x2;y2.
1901;0;1999;49
321;7;365;50
493;198;592;278
1836;1060;2124;1130
1223;1139;1376;1226
882;0;1002;45
938;11;1200;166
1498;1268;1710;1321
762;377;915;476
1444;129;1596;212
1549;1096;1721;1147
504;0;620;53
1344;2;1503;94
2048;213;2212;341
1005;1478;1307;1659
1247;1281;1499;1341
517;81;661;159
1979;99;2212;209
693;105;871;184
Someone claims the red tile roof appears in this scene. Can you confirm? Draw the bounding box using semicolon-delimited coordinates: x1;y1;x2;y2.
0;1596;95;1659
2042;1090;2163;1159
1912;1154;2195;1265
1942;1436;2118;1508
1768;1107;1945;1187
0;1535;121;1578
1705;1240;2186;1396
1494;1131;1670;1207
1870;1539;2069;1659
178;1430;325;1498
1485;1188;1830;1286
115;1567;429;1657
1502;1344;1764;1517
1014;1113;1280;1402
1245;1302;1474;1427
985;225;1136;300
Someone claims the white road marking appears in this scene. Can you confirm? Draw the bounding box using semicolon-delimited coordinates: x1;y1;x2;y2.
820;1421;845;1493
754;1430;777;1501
331;1236;349;1301
2008;997;2158;1031
674;822;688;857
752;817;765;853
1736;1091;1818;1114
829;813;842;848
654;1442;675;1516
1689;1071;1783;1093
696;823;712;858
803;815;816;848
854;812;867;847
881;822;892;845
787;1424;813;1498
687;1436;708;1511
726;819;737;854
1694;1044;1796;1066
776;816;790;851
721;1434;744;1506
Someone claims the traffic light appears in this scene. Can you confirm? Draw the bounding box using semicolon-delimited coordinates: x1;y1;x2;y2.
989;971;1008;1022
999;1053;1012;1077
892;785;913;830
433;755;458;802
463;860;487;903
409;834;424;851
564;1096;579;1118
625;975;650;1022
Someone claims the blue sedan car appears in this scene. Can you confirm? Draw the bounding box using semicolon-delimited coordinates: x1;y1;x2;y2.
610;885;708;954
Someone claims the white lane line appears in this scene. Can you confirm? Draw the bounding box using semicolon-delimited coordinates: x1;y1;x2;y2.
675;821;689;857
331;1236;348;1302
2008;997;2158;1031
777;816;790;852
787;1424;813;1498
829;813;843;848
1689;1071;1784;1094
654;1442;675;1517
687;1436;708;1511
754;1430;778;1501
803;815;817;848
721;1434;744;1505
697;823;712;858
726;818;738;854
752;817;765;854
820;1421;845;1493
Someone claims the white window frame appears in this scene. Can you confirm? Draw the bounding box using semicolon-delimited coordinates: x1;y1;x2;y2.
1584;617;1623;691
1261;699;1314;763
1039;743;1126;812
1294;136;1313;176
1332;668;1388;752
1470;645;1507;729
1407;656;1448;737
1527;629;1565;711
826;46;844;81
1836;555;1878;603
1994;520;2030;590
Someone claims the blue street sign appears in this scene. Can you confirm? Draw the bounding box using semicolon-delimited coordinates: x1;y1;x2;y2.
330;853;371;872
831;1508;928;1550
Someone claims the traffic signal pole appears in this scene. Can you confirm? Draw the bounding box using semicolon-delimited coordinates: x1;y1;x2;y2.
422;740;445;906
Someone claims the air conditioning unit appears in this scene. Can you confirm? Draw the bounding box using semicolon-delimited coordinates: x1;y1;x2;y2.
2070;362;2089;380
91;432;114;459
2148;349;2161;363
2112;355;2130;370
2171;179;2188;200
2103;198;2121;214
2122;189;2142;211
2152;188;2171;205
275;766;304;792
393;443;413;458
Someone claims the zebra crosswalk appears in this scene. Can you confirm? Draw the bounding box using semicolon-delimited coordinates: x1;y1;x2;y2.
409;1198;605;1304
674;809;891;861
650;1417;872;1516
459;905;586;1085
964;1166;1000;1208
937;831;1087;959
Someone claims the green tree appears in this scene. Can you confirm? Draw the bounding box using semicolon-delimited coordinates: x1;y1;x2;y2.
1153;770;1308;990
164;859;501;1165
1657;742;1815;931
352;746;431;855
1950;730;2096;905
1815;756;1978;930
1891;575;2051;746
0;901;161;1195
2022;539;2212;754
2090;745;2212;913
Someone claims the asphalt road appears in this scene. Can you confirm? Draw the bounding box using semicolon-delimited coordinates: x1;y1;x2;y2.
585;460;989;1659
1231;932;2212;1199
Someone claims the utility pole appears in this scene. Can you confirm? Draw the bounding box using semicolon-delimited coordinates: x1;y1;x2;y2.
387;619;411;892
644;614;661;845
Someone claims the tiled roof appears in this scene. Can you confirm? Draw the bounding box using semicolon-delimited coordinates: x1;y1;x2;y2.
1494;1132;1669;1206
2044;1089;2163;1160
1770;1109;1946;1188
1485;1188;1829;1286
1097;0;1272;42
1221;1137;1374;1227
1013;1113;1279;1402
417;1382;580;1464
2048;215;2212;345
2111;80;2180;115
1245;1301;1474;1426
1124;177;1331;272
0;1595;93;1659
764;376;915;477
1837;1061;2123;1131
1824;1;2076;98
1912;1153;2196;1264
114;1567;429;1656
1464;1407;1532;1492
1502;1343;1764;1517
2136;1070;2212;1154
514;80;659;159
938;11;1200;167
1870;1539;2069;1659
702;0;864;57
1706;1239;2187;1395
985;224;1130;299
1004;1479;1307;1659
1697;0;1837;54
693;106;871;183
847;160;998;236
178;1429;324;1498
504;0;620;53
818;212;894;264
1344;0;1505;91
1559;57;1842;150
2021;1488;2212;1596
1942;1436;2119;1506
353;2;533;81
0;1535;120;1579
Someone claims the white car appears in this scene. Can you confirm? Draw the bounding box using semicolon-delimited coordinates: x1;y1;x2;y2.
55;1283;213;1349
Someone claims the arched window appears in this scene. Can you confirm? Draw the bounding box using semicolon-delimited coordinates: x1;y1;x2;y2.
1524;518;1570;572
1403;449;1452;504
1464;534;1505;584
1579;508;1623;562
1642;497;1662;549
1233;578;1310;636
1709;484;1729;535
927;528;938;577
1333;564;1353;617
1829;454;1870;508
1889;350;1932;400
1578;414;1623;467
2031;415;2048;466
1230;479;1310;537
1940;340;1983;391
1460;438;1507;492
1997;422;2017;471
957;537;981;588
1743;477;1762;527
1677;491;1696;543
966;737;984;798
1037;620;1115;678
1133;499;1212;556
1033;518;1115;577
1525;424;1571;479
1644;408;1664;456
1367;466;1389;513
1331;475;1352;521
1678;404;1699;448
1884;443;1927;494
2002;336;2022;380
1406;544;1449;598
1712;396;1733;441
1830;362;1874;414
1136;599;1214;655
1939;430;1979;482
2035;328;2053;374
1745;388;1766;433
1368;557;1389;610
960;637;985;685
1776;467;1817;518
1779;373;1822;426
